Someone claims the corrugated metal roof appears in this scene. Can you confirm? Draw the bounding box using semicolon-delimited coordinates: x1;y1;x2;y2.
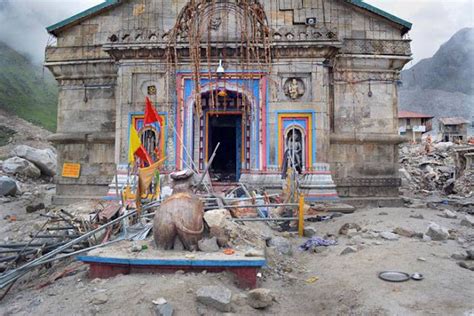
439;117;470;125
46;0;412;36
398;110;433;119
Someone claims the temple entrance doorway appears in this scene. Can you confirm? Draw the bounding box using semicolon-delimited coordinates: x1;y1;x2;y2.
207;113;242;182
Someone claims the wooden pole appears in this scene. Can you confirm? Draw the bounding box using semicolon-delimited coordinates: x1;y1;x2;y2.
298;193;305;237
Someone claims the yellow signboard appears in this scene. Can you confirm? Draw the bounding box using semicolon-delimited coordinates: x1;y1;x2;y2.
62;163;81;178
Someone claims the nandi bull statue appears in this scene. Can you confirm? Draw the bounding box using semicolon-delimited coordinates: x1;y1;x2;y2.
153;169;204;250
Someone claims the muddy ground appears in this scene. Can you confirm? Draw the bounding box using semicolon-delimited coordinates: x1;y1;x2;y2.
1;205;473;316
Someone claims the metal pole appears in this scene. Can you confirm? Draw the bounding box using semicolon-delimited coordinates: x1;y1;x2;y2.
0;208;137;289
195;142;220;190
298;193;305;237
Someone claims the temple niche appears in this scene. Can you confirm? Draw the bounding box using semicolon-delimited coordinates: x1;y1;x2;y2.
45;0;412;206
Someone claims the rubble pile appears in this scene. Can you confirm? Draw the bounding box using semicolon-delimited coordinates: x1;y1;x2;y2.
399;141;473;197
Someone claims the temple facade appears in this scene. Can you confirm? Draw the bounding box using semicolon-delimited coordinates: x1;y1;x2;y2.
45;0;412;205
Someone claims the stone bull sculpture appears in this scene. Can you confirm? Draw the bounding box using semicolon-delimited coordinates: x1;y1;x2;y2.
153;170;204;250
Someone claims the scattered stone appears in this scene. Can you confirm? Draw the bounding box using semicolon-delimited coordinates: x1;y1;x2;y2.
203;209;231;227
232;293;248;306
422;234;432;242
439;209;457;219
2;157;41;178
467;249;474;260
26;203;45;213
245;248;264;257
268;237;292;256
451;252;467;260
378;212;389;216
313;246;327;253
393;227;415;238
91;293;108;305
380;231;399;240
0;176;17;196
131;243;142;252
175;270;185;274
443;178;456;195
155;303;174;316
340;246;357;255
425;223;449;241
460;215;474;227
458;261;474;271
347;235;364;246
417;257;427;262
196;286;232;312
152;297;167;305
198;237;219;252
339;223;361;235
303;227;317;238
12;145;57;176
410;214;424;220
247;288;274;309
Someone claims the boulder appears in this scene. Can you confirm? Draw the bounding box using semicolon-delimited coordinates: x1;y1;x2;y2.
203;209;231;227
198;237;219;252
247;288;274;309
340;246;357;255
393;227;415;238
425;223;449;241
11;145;57;176
0;176;17;196
439;209;457;219
2;157;41;178
268;237;292;256
380;231;399;240
460;215;474;227
196;286;232;312
303;227;317;238
154;303;174;316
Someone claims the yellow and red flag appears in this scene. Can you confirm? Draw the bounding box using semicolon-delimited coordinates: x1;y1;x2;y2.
128;125;152;165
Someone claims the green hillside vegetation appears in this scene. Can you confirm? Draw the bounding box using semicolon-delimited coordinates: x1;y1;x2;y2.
0;41;58;131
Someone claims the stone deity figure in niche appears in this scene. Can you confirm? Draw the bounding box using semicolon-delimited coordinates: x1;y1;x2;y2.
286;130;303;173
288;78;300;99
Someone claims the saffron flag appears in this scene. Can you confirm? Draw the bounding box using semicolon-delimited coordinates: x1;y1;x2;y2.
128;125;152;165
144;97;163;126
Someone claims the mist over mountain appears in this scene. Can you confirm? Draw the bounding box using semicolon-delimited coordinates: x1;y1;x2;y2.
399;27;474;133
0;41;58;131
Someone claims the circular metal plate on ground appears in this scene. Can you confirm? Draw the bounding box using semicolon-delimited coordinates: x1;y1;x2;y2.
378;271;410;282
411;273;424;281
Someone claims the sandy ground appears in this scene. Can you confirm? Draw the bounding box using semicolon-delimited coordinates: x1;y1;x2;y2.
1;205;473;316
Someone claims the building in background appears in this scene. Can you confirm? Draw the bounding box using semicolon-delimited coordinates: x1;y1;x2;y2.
439;117;470;142
45;0;412;205
398;110;433;142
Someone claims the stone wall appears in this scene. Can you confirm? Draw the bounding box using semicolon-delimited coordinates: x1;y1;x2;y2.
45;0;411;203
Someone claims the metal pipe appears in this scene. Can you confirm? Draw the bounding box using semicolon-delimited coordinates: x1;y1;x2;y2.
223;203;298;208
0;208;135;289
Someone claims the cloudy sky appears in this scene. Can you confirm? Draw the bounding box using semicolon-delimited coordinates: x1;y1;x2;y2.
0;0;472;66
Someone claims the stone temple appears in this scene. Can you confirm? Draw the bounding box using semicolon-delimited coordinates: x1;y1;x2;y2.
45;0;412;205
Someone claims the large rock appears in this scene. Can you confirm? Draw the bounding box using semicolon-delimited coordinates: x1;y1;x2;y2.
203;209;232;227
198;237;219;252
11;145;56;176
2;157;41;178
196;286;232;312
0;176;17;196
247;288;274;309
204;209;234;247
268;237;292;256
460;215;474;227
425;223;449;241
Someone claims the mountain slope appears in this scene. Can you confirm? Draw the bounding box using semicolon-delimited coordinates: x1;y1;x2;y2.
399;28;474;133
0;41;58;131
